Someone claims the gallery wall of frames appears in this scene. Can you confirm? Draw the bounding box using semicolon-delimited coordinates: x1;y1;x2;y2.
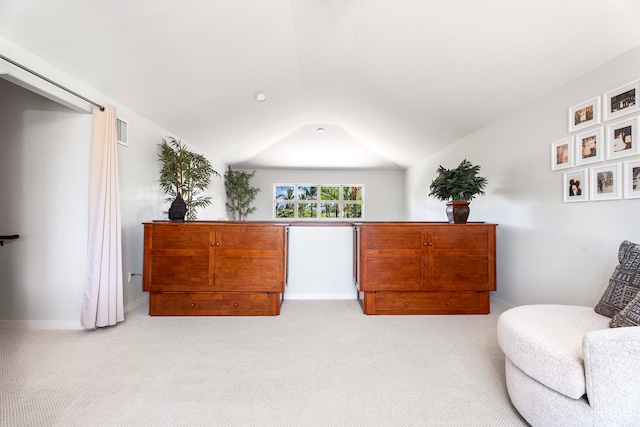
551;79;640;202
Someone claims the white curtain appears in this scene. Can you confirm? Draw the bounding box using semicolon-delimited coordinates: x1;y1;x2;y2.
81;105;124;329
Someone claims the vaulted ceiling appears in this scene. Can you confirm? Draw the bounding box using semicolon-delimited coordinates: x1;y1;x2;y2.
2;1;640;169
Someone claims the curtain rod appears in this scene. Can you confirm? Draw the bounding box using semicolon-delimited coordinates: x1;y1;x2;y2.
0;54;105;111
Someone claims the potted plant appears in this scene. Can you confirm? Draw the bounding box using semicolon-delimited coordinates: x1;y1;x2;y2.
428;159;488;224
224;166;261;220
158;136;220;221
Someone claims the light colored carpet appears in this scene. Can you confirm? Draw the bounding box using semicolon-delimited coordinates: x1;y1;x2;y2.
0;300;528;426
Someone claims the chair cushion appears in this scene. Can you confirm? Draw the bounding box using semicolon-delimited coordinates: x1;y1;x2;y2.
594;240;640;318
610;292;640;327
497;305;610;399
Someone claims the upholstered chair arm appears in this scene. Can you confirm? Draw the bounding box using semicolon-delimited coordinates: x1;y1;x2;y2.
582;326;640;426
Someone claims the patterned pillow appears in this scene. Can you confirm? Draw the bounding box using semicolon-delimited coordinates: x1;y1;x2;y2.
594;240;640;318
610;292;640;327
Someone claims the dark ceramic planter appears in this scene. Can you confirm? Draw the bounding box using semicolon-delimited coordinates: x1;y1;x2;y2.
445;201;470;224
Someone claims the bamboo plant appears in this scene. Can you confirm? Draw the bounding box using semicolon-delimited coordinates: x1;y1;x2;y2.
224;166;260;220
158;136;220;221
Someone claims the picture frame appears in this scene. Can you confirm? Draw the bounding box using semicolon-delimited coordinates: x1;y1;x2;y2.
563;168;588;202
551;137;574;171
568;96;601;133
590;163;622;201
605;116;639;160
603;80;640;121
623;159;640;199
575;127;604;166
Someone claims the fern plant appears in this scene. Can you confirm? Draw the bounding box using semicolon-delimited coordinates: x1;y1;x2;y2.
224;166;260;220
428;159;488;202
158;136;220;221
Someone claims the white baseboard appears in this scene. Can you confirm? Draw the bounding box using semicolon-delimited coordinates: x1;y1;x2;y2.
0;319;84;330
490;296;516;313
284;293;357;300
125;294;149;313
0;295;149;330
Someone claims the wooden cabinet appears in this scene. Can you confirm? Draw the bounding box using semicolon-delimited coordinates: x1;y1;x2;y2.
143;222;288;316
354;222;496;315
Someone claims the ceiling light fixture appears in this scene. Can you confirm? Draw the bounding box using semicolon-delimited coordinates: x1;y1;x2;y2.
255;92;267;102
316;127;325;133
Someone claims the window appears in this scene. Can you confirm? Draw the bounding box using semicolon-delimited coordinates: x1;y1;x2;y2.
117;118;128;146
274;184;363;219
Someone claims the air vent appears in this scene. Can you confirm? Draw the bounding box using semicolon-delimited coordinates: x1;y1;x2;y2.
117;118;128;147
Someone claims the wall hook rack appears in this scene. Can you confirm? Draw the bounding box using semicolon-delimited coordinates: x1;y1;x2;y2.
0;235;19;246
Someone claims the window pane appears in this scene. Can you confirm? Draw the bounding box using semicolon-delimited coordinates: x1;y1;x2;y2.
320;203;340;218
298;203;318;218
343;186;362;201
297;186;318;200
320;186;339;200
275;186;295;200
343;204;362;218
275;203;295;218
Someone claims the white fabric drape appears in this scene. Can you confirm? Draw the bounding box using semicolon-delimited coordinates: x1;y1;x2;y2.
81;105;124;329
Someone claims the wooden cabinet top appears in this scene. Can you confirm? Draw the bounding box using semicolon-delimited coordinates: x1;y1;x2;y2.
143;221;290;227
352;222;497;227
143;221;496;227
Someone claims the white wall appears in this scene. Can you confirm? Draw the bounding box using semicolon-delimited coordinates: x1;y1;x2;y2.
286;227;355;300
406;46;640;308
247;168;404;221
0;37;227;326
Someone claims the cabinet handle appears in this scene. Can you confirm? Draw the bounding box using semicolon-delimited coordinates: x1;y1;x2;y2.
233;303;239;308
404;302;409;307
210;242;221;246
445;301;450;306
190;303;195;308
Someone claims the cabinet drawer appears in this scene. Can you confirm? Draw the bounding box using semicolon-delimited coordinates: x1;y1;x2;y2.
363;291;489;315
149;292;281;316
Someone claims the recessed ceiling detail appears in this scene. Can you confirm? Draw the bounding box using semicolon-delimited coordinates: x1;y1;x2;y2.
231;124;399;170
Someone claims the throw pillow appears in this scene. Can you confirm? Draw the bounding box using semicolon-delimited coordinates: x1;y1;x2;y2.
610;292;640;327
594;240;640;318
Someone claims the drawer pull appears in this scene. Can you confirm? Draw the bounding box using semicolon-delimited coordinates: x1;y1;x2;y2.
445;301;450;306
404;302;409;307
190;303;196;308
233;303;239;308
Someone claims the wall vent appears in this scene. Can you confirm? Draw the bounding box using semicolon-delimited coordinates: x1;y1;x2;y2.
117;118;128;147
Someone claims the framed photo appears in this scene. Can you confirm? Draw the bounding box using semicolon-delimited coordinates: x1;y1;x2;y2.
603;80;640;121
623;159;640;199
605;116;639;160
590;163;622;201
563;168;588;202
568;96;601;133
575;127;604;166
551;137;574;171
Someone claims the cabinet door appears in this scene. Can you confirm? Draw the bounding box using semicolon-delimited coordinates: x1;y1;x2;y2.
144;225;214;291
426;226;495;291
360;226;424;291
213;226;285;292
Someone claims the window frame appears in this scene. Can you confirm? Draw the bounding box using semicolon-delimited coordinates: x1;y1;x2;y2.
273;184;364;220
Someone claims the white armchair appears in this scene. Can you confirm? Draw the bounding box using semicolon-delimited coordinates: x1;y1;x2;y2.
497;304;640;427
